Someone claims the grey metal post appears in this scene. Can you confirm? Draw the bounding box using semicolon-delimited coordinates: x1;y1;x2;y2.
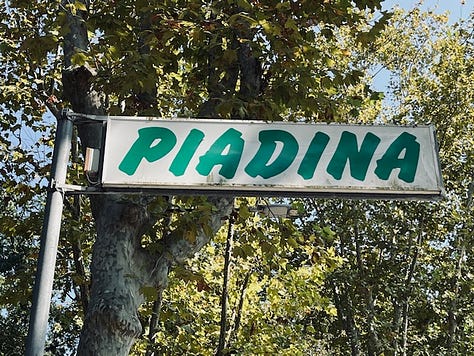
26;111;74;356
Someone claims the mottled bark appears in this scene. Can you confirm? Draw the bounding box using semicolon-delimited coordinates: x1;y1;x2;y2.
61;1;260;353
76;196;165;355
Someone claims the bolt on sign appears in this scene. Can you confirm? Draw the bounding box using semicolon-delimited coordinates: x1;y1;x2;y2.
101;117;444;199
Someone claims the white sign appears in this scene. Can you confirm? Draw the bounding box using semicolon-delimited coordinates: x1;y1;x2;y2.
101;117;443;199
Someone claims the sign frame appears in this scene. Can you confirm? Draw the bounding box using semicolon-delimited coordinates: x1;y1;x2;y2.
99;117;444;200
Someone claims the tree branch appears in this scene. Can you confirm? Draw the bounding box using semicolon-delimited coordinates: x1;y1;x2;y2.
161;197;234;265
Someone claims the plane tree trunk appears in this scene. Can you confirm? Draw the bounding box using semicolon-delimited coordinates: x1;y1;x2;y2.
61;2;261;354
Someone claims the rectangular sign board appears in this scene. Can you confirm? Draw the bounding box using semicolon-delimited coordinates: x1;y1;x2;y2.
101;117;443;199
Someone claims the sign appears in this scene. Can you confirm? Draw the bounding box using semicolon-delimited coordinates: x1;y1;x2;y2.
101;117;443;199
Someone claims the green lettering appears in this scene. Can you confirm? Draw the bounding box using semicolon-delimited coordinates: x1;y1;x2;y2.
196;128;244;179
297;132;330;180
245;130;299;179
169;129;205;176
327;131;381;181
119;127;176;175
375;132;420;183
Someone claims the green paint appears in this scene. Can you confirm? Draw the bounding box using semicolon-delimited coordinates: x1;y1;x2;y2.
118;125;423;186
297;132;330;179
169;129;205;176
196;128;244;179
327;131;381;181
245;130;299;179
375;132;420;183
119;127;176;175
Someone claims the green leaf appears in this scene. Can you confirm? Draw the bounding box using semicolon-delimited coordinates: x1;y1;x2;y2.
75;1;87;11
139;286;158;302
70;52;87;66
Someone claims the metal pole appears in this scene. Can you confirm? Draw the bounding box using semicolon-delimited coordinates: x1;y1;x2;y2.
26;111;74;356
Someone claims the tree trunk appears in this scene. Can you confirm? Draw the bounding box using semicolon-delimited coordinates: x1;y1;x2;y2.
332;280;360;356
389;220;424;356
392;301;402;355
401;301;409;356
227;269;252;347
61;1;260;353
217;212;235;356
344;293;360;356
447;242;465;350
354;222;381;356
145;288;164;356
77;196;164;354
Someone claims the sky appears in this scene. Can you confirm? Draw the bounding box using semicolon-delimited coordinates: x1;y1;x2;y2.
371;0;473;94
381;0;474;22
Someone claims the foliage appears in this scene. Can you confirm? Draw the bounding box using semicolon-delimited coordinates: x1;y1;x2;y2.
292;7;474;355
133;202;342;355
371;8;474;354
2;0;474;355
137;7;474;355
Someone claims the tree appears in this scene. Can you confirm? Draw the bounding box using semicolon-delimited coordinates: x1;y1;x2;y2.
1;0;390;354
374;8;474;354
290;7;474;355
133;199;343;355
